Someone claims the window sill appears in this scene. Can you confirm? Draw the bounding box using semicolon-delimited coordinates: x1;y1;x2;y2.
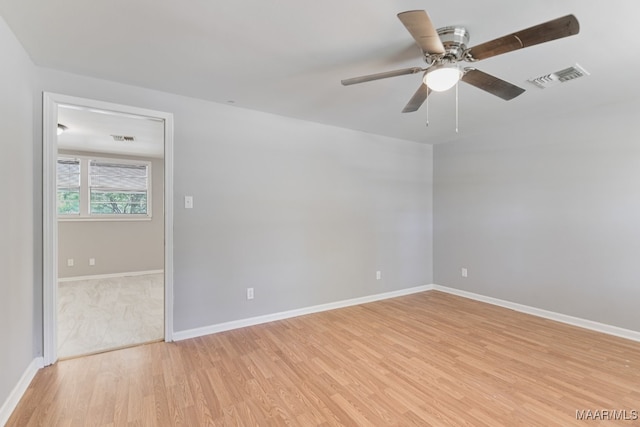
58;216;153;222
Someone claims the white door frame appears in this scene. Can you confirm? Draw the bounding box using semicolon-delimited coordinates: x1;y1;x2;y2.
42;92;174;365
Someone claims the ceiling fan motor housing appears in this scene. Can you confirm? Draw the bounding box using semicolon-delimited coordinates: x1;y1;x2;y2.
432;26;470;63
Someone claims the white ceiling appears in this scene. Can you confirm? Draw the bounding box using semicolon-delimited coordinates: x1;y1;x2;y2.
2;0;639;144
57;106;165;158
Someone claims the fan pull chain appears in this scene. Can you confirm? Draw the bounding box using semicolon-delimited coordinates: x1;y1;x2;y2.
425;92;430;127
455;80;459;133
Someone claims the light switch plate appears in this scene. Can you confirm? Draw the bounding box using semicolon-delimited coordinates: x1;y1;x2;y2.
184;196;193;209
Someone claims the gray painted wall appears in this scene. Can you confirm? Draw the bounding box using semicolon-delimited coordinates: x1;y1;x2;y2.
57;151;164;278
0;15;36;414
434;102;640;331
36;68;434;334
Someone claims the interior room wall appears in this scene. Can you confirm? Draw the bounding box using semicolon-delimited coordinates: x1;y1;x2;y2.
36;67;434;335
57;151;164;278
0;14;36;417
434;100;640;332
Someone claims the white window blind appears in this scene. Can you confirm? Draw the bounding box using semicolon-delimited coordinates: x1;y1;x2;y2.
57;158;80;215
89;160;149;215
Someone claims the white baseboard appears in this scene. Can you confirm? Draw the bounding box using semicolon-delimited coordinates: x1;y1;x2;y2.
0;357;44;426
433;285;640;343
58;269;164;283
176;283;640;344
173;285;433;341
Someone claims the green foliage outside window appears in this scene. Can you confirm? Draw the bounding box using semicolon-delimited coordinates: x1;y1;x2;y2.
57;189;80;215
90;191;148;214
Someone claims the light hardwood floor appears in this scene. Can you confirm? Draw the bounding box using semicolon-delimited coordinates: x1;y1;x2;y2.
8;291;640;426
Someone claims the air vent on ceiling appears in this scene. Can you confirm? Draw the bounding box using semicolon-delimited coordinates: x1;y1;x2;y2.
528;63;590;89
111;134;136;142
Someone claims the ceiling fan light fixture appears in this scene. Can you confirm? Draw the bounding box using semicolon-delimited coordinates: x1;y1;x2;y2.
342;11;579;113
424;66;462;92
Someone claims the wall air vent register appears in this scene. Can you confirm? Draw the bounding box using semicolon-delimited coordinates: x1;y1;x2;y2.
111;134;136;142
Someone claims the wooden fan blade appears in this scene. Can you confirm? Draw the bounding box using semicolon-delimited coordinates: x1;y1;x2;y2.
341;67;424;86
397;10;445;55
402;83;431;113
461;69;525;100
467;14;579;61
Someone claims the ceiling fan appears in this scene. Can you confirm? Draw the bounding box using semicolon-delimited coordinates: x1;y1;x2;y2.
341;10;580;113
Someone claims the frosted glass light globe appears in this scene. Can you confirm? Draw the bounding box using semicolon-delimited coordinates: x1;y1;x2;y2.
424;67;462;92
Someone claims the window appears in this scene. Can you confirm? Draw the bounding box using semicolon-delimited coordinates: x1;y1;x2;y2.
89;160;149;215
57;156;151;219
57;158;81;215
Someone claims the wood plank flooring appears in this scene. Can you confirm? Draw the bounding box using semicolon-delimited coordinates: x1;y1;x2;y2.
7;291;640;426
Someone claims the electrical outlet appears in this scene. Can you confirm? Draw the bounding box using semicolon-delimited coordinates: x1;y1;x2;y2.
67;258;74;267
89;258;95;266
247;287;254;300
461;267;468;278
376;271;381;280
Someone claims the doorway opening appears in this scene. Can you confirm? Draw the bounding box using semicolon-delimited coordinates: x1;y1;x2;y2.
43;93;174;364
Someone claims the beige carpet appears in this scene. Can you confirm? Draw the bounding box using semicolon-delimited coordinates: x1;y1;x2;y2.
57;273;164;359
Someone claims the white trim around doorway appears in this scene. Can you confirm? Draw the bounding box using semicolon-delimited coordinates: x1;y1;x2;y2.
42;93;174;365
